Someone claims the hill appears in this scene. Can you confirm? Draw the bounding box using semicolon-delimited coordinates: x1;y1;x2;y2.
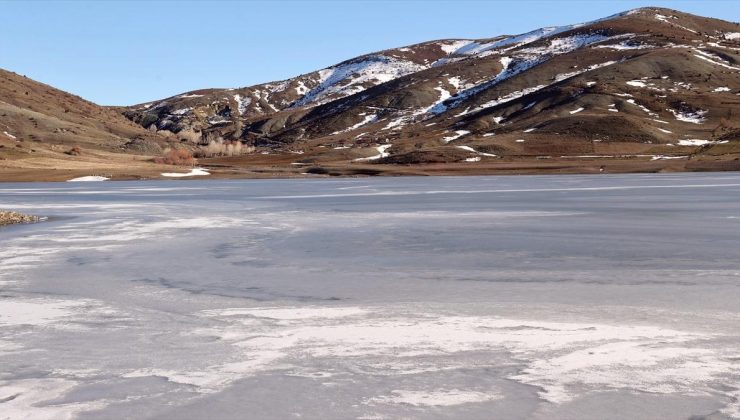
122;7;740;175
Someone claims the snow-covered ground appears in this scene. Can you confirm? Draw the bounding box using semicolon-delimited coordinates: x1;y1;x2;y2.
669;108;707;124
441;130;470;143
292;56;426;108
353;144;392;161
161;168;210;177
677;139;714;146
233;94;250;115
67;176;110;182
456;145;497;157
1;174;739;418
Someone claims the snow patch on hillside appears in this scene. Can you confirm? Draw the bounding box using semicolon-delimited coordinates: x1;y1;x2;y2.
626;80;647;87
292;56;425;108
294;81;309;95
518;33;611;56
668;108;707;124
441;130;470;143
596;40;654;50
677;139;712;146
430;55;543;115
453;8;635;57
331;114;378;135
353;144;392;161
382;116;410;131
447;77;465;89
456;145;497;157
655;13;697;33
693;49;740;70
651;155;688;160
457;60;618;117
208;116;230;125
233;94;251;115
170;107;192;116
438;40;472;54
429;33;619;116
626;99;658;117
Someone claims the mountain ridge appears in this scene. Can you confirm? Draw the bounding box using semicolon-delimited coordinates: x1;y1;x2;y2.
121;6;740;164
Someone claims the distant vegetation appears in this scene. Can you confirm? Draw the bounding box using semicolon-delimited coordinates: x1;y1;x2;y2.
154;148;195;166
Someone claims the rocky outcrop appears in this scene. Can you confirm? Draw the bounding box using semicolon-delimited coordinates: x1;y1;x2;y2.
0;211;41;226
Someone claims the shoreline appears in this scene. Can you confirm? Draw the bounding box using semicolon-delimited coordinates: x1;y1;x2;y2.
0;168;737;187
2;156;740;183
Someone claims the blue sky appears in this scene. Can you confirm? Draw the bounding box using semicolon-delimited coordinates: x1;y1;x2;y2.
1;0;737;105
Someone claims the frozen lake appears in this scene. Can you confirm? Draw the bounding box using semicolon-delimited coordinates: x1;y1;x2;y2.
1;173;739;419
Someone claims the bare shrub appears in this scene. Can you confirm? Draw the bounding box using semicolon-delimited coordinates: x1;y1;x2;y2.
65;146;82;156
154;148;195;166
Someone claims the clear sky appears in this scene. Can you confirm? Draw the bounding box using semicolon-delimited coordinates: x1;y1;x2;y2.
1;0;738;106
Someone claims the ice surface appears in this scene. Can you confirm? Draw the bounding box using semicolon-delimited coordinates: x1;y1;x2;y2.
366;388;502;407
1;174;739;418
0;299;85;326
